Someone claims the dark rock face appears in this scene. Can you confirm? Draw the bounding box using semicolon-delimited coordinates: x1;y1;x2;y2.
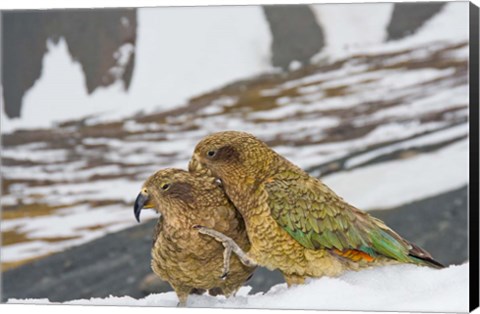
2;218;156;302
262;5;324;70
1;9;137;118
371;186;468;267
263;2;447;69
387;2;446;41
1;186;468;302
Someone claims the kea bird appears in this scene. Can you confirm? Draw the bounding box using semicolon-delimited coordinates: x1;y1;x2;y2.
134;168;254;306
189;131;444;286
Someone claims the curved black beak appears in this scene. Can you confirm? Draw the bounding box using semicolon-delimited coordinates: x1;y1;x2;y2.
134;192;149;223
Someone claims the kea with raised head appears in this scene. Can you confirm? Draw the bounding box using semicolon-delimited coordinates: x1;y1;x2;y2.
134;168;254;306
189;131;444;286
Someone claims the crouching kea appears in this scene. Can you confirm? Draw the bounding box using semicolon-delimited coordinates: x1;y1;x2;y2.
189;131;444;286
134;168;254;306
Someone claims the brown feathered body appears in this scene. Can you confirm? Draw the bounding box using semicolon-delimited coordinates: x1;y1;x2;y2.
190;131;443;286
137;169;253;305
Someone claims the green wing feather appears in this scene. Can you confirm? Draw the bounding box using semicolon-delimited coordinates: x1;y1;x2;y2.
266;170;443;268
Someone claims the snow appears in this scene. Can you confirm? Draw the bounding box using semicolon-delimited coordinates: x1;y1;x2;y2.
404;2;469;46
1;6;272;132
8;263;469;312
310;3;394;56
371;85;469;121
199;96;238;115
345;123;469;168
276;120;453;171
268;66;460;118
2;146;69;163
311;2;468;61
109;43;135;80
323;139;469;210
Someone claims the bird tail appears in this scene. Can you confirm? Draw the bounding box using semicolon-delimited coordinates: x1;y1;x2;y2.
408;242;445;269
368;217;445;269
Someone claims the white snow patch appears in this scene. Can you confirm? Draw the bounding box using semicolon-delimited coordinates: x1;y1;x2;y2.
404;2;469;46
323;139;469;210
311;2;468;61
281;62;368;90
248;104;307;120
277;121;449;170
371;85;468;121
0;204;159;263
199;96;238;115
108;43;135;80
2;147;69;163
311;3;394;56
123;120;162;133
9;263;469;313
346;123;468;168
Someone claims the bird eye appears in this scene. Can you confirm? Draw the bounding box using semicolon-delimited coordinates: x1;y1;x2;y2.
207;150;217;158
162;183;170;190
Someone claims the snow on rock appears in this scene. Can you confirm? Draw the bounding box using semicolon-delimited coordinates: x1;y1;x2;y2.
1;2;469;133
9;263;469;313
312;2;468;61
1;6;272;132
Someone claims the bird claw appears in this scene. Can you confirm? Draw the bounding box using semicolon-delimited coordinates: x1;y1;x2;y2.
220;272;229;280
192;224;202;230
193;225;257;274
194;225;232;277
243;260;255;267
214;178;223;187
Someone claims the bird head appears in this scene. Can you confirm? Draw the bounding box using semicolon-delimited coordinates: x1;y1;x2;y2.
134;168;196;222
189;131;276;189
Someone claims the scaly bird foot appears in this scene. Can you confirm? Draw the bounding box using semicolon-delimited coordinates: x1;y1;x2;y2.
193;225;257;279
177;301;186;307
221;246;232;279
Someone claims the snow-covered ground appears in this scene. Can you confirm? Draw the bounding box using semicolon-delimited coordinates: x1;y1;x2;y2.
1;2;470;269
8;263;469;312
324;138;468;210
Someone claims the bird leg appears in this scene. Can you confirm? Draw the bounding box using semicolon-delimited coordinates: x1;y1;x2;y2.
173;287;189;307
193;225;257;278
283;273;306;287
221;243;233;280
